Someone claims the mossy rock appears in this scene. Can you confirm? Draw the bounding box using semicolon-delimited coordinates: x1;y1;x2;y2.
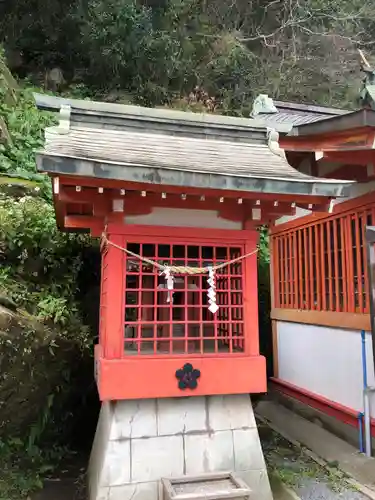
0;304;84;439
0;294;17;311
0;57;19;106
0;117;12;146
0;305;15;330
0;175;43;197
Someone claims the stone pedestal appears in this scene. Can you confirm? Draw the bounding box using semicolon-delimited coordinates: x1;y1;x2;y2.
88;395;272;500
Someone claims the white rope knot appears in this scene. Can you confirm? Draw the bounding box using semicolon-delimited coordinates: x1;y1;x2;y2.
207;266;219;314
161;266;174;303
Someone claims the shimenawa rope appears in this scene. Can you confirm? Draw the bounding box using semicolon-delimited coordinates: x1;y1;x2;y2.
100;233;258;275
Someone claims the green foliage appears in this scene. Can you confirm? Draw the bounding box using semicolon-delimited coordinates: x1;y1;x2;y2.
1;0;369;111
0;195;91;325
201;35;263;116
0;87;55;194
0;57;98;498
0;436;66;500
258;226;270;265
78;0;154;88
0;0;81;71
0;193;95;498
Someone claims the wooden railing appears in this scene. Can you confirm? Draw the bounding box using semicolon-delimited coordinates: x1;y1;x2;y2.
270;193;375;315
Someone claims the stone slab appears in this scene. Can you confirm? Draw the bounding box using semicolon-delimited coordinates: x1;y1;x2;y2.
101;440;131;486
208;395;256;431
110;399;157;440
131;435;184;482
109;482;158;500
184;430;235;474
157;396;207;436
236;469;273;500
233;428;266;471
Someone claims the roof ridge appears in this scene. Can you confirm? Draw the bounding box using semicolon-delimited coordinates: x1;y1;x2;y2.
34;92;292;133
273;100;349;115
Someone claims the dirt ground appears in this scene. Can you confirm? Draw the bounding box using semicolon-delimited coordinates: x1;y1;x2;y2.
32;420;367;500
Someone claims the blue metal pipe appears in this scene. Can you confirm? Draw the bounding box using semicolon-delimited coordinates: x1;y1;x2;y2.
361;329;372;456
361;330;367;454
362;329;368;390
358;412;364;453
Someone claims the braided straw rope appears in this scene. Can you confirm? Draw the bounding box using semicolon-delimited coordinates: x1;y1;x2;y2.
101;233;258;275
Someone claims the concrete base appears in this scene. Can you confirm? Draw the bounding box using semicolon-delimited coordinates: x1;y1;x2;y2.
88;395;272;500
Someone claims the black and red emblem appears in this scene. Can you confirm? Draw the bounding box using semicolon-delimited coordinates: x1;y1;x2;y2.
175;363;201;390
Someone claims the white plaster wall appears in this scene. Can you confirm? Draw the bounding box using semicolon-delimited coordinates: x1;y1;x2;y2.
125;207;242;230
277;321;375;417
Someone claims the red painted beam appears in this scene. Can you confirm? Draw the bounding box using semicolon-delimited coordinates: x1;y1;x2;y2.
281;127;375;153
58;185;299;214
53;174;330;205
57;185;301;226
318;151;375;167
64;215;104;231
321;163;370;182
271;377;375;437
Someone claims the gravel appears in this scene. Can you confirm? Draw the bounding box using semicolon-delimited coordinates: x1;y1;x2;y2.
258;421;369;500
296;479;367;500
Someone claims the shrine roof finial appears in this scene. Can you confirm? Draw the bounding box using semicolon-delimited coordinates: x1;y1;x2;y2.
359;49;375;110
251;95;277;117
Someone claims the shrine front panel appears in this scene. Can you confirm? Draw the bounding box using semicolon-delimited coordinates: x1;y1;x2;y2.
123;240;246;357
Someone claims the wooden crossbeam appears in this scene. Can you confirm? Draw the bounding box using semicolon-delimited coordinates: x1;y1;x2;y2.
53;175;330;205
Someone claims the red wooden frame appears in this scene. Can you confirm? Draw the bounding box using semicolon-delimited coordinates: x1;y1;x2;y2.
280;128;375;153
96;223;266;400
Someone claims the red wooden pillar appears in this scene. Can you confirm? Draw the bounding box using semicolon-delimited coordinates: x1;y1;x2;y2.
244;238;259;356
104;234;125;359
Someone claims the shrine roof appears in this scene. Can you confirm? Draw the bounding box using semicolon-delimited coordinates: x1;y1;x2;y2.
34;93;353;198
252;95;349;128
288;108;375;136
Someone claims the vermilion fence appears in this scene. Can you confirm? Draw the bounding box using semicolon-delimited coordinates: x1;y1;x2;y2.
270;195;375;314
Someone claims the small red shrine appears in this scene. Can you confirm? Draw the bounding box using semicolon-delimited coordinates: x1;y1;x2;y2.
34;93;351;500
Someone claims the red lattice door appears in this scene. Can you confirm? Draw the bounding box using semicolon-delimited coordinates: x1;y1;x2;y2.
123;240;246;357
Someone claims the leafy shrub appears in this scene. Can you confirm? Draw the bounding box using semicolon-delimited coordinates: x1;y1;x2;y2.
0;194;91;327
78;0;154;89
0;81;55;195
0;192;97;499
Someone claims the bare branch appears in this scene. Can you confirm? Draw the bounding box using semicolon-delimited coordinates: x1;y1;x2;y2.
359;49;372;68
